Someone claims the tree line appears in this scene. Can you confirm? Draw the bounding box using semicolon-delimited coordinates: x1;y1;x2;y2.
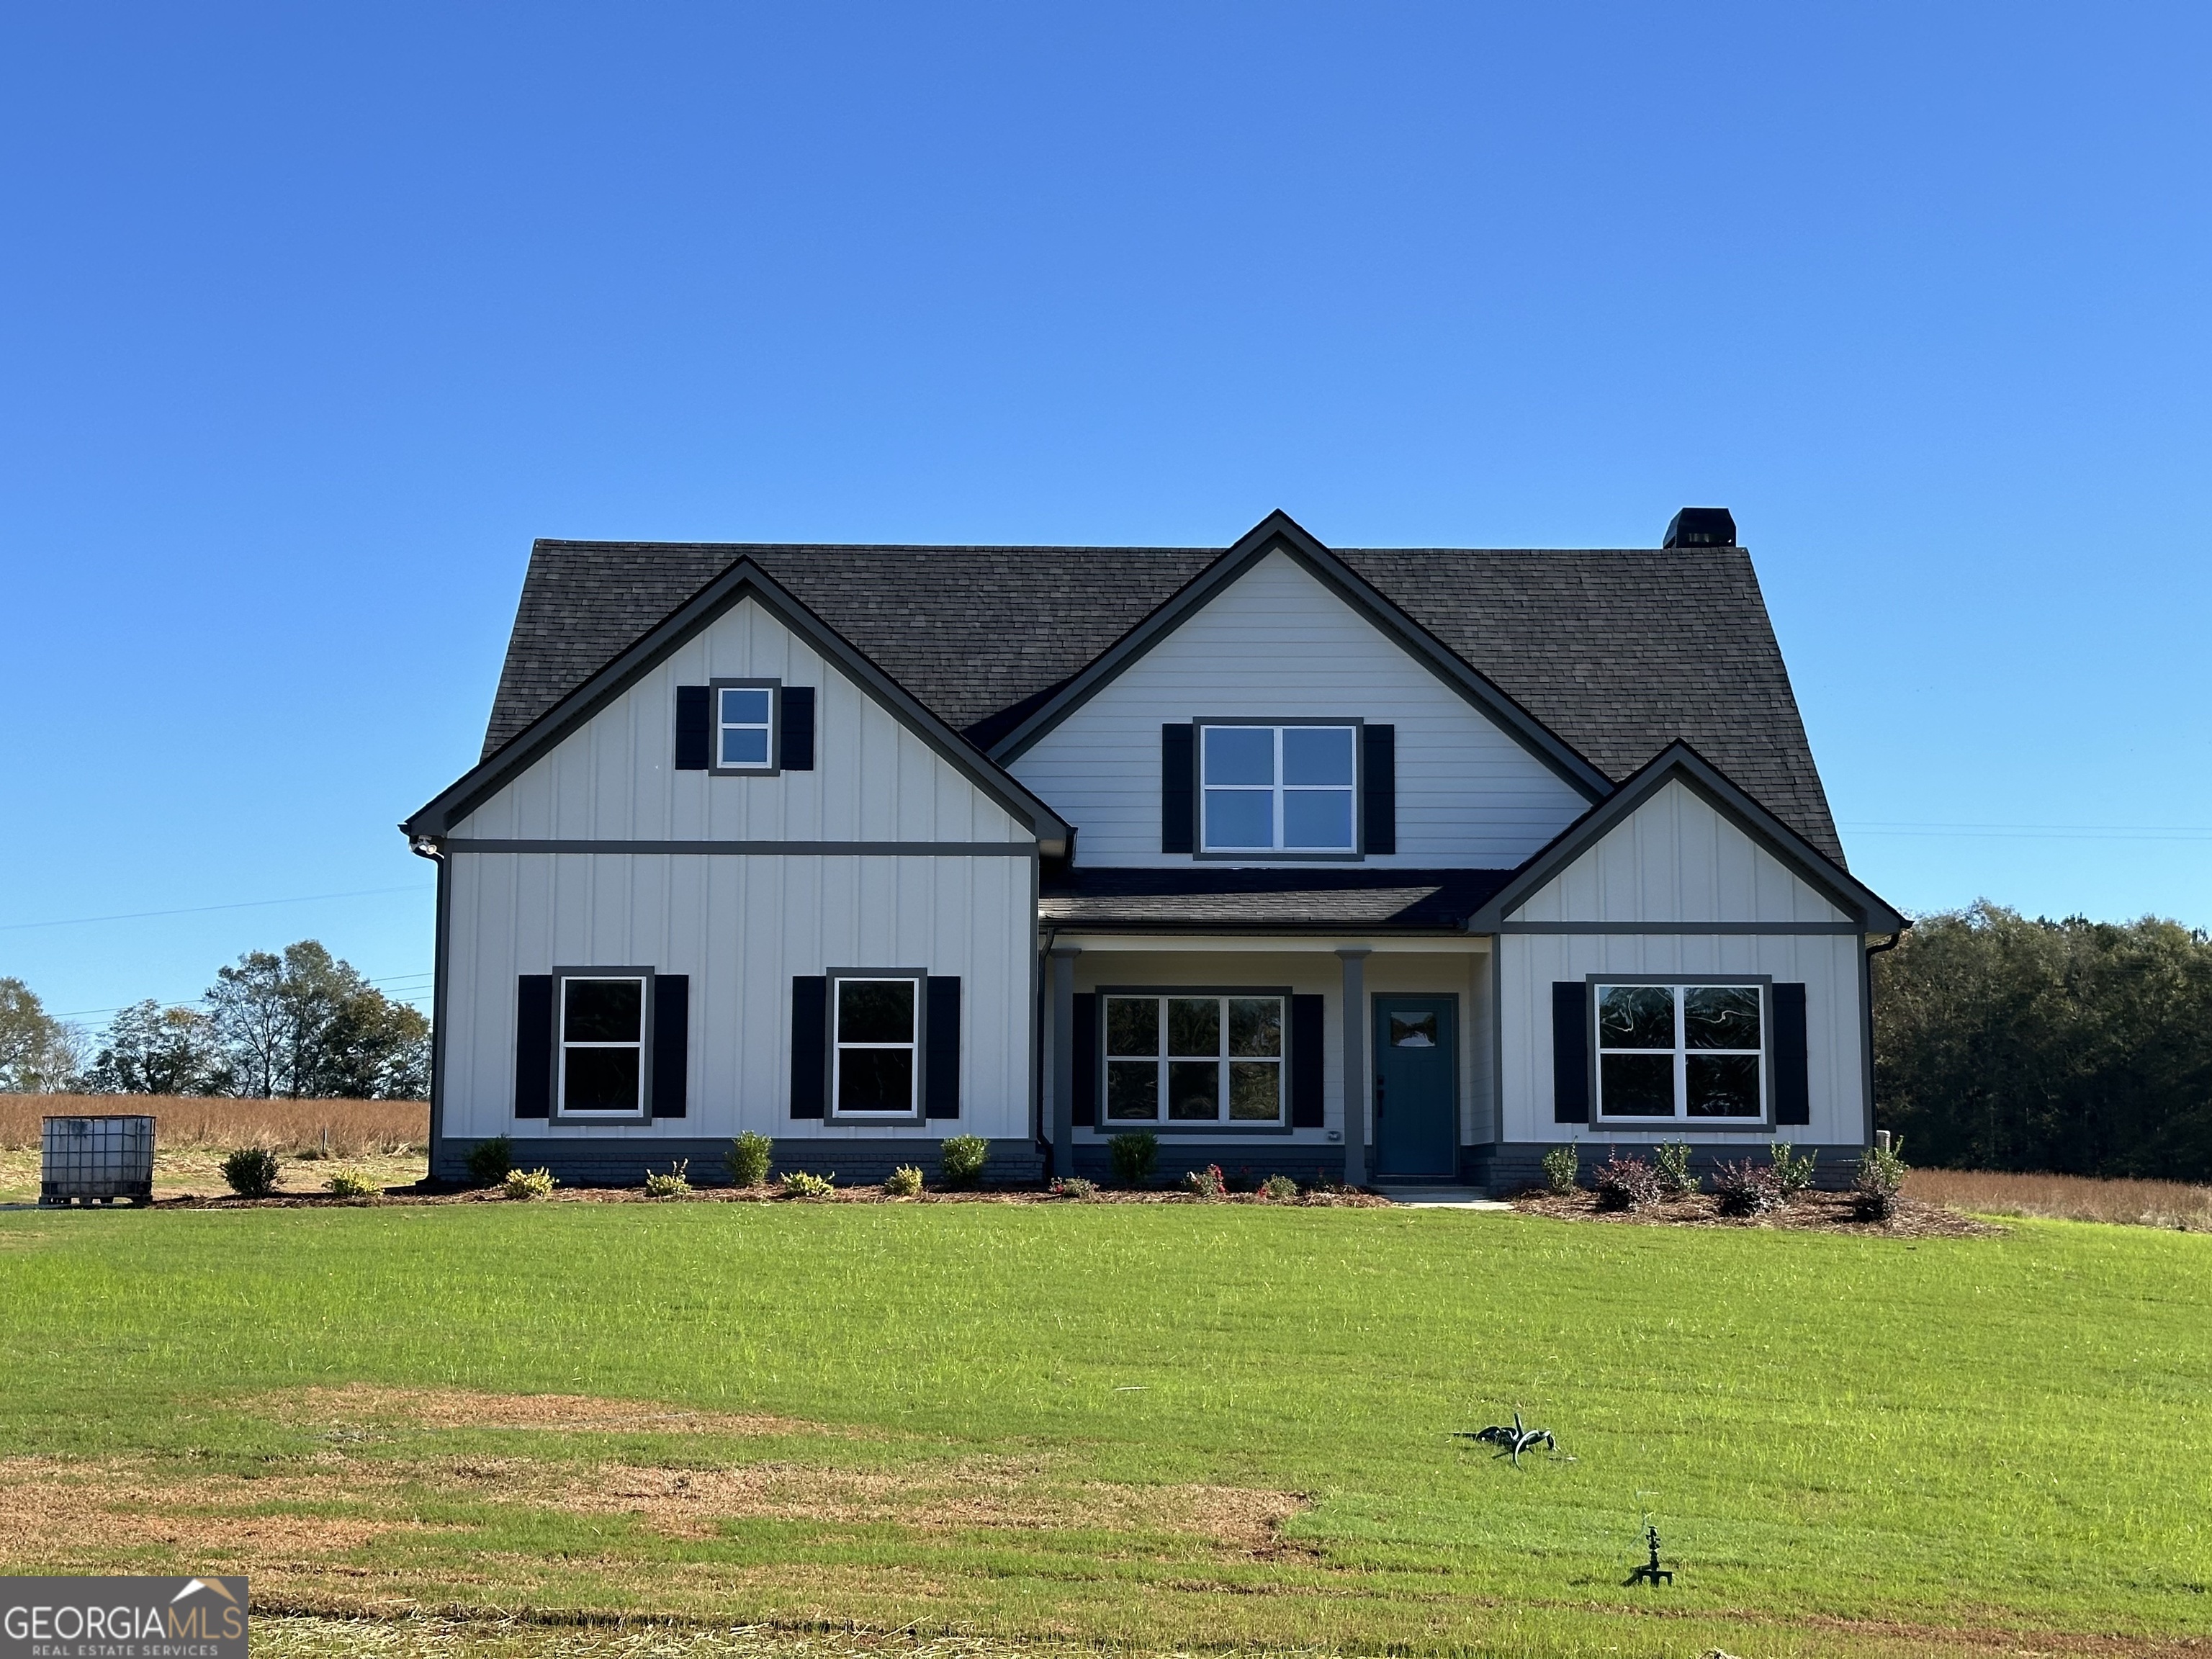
1874;903;2212;1181
0;940;428;1100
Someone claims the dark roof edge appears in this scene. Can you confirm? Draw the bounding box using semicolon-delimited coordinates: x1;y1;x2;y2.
401;554;1073;850
984;509;1614;799
1465;741;1905;933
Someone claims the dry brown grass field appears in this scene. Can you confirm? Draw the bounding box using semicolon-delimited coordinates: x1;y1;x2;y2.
1905;1165;2212;1230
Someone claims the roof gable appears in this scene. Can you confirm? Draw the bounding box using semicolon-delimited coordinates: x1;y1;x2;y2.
405;559;1071;850
1467;743;1902;933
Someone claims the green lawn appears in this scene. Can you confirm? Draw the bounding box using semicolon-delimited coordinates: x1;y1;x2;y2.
1;1200;2206;1658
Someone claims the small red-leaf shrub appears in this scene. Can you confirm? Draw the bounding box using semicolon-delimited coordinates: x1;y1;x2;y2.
1593;1150;1661;1210
1712;1159;1785;1216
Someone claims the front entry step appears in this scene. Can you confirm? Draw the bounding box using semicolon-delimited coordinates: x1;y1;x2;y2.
1372;1184;1512;1209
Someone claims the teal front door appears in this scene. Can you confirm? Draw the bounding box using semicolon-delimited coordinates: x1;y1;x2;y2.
1373;997;1458;1179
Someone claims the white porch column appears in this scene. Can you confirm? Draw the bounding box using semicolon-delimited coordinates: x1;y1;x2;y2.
1336;946;1370;1187
1048;943;1081;1177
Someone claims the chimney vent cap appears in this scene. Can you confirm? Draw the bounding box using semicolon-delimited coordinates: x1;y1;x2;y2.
1664;508;1737;549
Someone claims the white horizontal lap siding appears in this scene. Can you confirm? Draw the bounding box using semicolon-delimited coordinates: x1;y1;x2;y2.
1495;931;1865;1146
449;597;1027;845
442;851;1034;1141
1010;551;1588;867
1511;781;1849;925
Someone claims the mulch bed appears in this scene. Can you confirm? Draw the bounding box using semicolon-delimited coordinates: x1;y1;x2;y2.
153;1184;1395;1210
1511;1187;2001;1237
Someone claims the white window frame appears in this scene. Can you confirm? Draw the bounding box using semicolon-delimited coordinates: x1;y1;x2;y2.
1197;721;1360;858
826;968;926;1123
1592;979;1768;1124
1100;990;1289;1128
552;968;652;1122
710;678;780;775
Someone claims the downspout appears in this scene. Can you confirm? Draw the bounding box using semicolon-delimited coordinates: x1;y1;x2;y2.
1861;922;1910;1151
1036;924;1058;1157
406;832;448;1187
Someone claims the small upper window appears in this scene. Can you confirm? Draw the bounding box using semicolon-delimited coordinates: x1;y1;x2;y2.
1200;724;1356;853
559;976;646;1116
1595;983;1763;1120
832;975;920;1118
717;685;775;770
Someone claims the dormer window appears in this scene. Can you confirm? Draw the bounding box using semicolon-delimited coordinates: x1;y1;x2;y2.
1200;722;1357;854
712;680;779;774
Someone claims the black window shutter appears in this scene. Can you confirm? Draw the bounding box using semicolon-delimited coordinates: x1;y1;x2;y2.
780;685;816;771
1772;982;1810;1125
1362;724;1396;855
675;685;711;770
514;976;552;1118
790;976;827;1118
1161;724;1195;853
925;976;961;1118
1552;981;1590;1123
1071;992;1097;1126
651;975;688;1118
1290;993;1326;1127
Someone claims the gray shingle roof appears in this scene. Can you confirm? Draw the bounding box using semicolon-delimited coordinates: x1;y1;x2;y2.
481;539;1843;862
1040;867;1516;930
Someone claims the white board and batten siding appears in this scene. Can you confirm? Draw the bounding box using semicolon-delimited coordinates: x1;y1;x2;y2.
1496;778;1866;1146
449;595;1028;845
438;593;1039;1143
1007;550;1590;868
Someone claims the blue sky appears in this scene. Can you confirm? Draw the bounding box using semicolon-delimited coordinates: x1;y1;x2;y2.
4;3;2208;1033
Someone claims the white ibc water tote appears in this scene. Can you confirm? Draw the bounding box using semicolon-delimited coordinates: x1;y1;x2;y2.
40;1114;156;1207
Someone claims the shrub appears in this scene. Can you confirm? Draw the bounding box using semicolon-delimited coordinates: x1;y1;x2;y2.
1261;1174;1300;1201
1593;1149;1661;1211
727;1132;773;1188
1771;1142;1820;1198
644;1159;691;1197
781;1169;835;1199
1654;1142;1699;1197
325;1171;377;1197
1540;1143;1580;1195
938;1135;990;1188
464;1135;513;1186
1182;1163;1227;1199
1854;1136;1910;1220
1109;1131;1159;1187
503;1166;556;1200
885;1164;925;1197
1712;1158;1785;1216
1050;1175;1099;1200
222;1146;282;1198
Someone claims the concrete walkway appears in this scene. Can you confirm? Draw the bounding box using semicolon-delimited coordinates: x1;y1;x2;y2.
1377;1187;1514;1209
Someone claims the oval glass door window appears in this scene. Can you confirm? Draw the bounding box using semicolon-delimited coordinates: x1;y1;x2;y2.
1389;1012;1438;1048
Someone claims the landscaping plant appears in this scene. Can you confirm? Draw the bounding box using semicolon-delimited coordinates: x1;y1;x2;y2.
1540;1142;1580;1195
1712;1157;1785;1216
1592;1149;1661;1210
643;1159;691;1197
464;1135;513;1186
1049;1176;1099;1200
1182;1163;1227;1199
502;1166;555;1200
220;1146;281;1198
1108;1130;1159;1187
780;1169;835;1199
1653;1141;1698;1197
1261;1174;1300;1200
726;1132;773;1187
1771;1142;1820;1197
938;1135;989;1188
1854;1136;1910;1220
885;1165;925;1197
325;1171;377;1197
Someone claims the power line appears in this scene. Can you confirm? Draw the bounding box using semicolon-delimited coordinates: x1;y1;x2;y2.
0;884;426;933
52;968;435;1022
1842;822;2212;842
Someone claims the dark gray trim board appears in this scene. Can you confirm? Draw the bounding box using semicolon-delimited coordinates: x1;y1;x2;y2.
433;1136;1046;1187
988;511;1614;801
1064;1142;1349;1187
1465;741;1905;935
444;840;1039;856
1498;921;1866;935
403;555;1071;853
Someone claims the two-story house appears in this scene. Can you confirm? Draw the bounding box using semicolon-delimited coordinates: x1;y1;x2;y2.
403;510;1902;1192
